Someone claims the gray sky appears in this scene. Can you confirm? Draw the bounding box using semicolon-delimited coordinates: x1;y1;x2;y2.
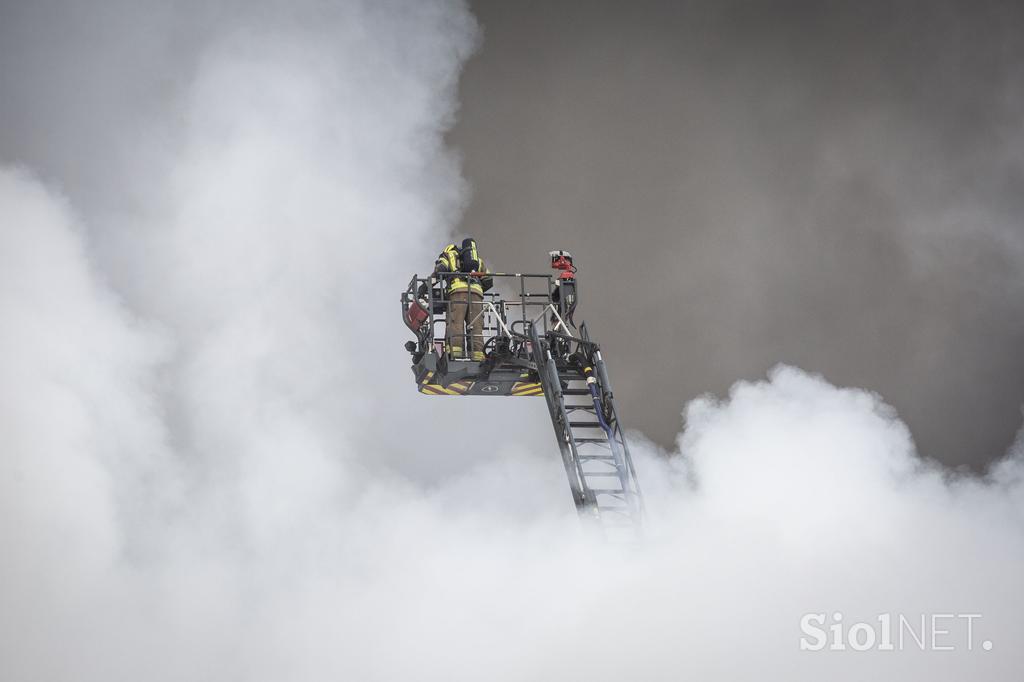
450;0;1024;468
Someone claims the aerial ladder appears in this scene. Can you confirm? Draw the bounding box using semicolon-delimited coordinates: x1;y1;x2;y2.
401;251;644;539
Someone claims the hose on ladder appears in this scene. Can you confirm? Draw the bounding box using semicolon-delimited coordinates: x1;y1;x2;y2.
584;366;633;500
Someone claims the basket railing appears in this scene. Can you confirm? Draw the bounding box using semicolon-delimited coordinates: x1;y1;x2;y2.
402;272;578;361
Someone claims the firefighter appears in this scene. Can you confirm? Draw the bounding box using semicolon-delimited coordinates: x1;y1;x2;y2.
434;237;491;361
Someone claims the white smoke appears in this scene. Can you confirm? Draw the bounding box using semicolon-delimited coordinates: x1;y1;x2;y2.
1;1;1023;680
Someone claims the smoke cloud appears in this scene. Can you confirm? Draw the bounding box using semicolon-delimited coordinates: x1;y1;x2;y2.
1;1;1022;680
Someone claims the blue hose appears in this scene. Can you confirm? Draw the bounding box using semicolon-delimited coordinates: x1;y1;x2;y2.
584;366;612;434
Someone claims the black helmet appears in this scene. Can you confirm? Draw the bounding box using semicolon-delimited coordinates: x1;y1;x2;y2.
462;237;476;250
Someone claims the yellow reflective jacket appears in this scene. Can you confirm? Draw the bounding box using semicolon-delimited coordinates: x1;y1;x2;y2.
435;242;488;295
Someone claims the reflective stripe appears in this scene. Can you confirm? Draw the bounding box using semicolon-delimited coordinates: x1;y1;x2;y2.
443;245;462;291
449;280;483;294
438;244;486;293
437;244;460;281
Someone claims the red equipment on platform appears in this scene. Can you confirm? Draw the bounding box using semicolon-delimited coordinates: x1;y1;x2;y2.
550;250;576;281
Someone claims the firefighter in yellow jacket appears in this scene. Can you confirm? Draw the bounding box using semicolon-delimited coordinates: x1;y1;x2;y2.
435;237;491;361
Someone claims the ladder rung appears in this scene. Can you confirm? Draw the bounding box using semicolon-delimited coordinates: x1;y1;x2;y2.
533;347;643;536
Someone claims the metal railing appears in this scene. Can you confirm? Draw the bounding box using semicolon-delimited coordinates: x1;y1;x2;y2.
401;272;580;361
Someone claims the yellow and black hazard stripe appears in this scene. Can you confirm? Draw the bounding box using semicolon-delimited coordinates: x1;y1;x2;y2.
510;381;544;397
419;377;475;395
447;380;472;394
